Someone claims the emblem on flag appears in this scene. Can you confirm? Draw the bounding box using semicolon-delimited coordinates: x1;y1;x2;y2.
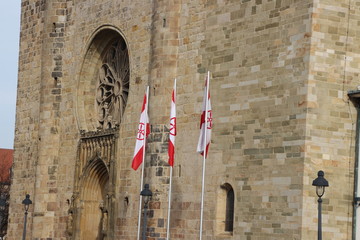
197;76;212;158
132;91;150;170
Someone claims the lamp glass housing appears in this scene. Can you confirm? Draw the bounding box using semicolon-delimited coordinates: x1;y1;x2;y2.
316;186;325;198
143;195;150;205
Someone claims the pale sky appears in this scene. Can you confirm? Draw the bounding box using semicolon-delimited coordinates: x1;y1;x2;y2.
0;2;21;149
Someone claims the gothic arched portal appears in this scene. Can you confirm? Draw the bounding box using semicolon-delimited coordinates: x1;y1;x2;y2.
71;27;129;239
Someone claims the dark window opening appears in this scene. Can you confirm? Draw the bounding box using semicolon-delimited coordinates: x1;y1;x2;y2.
225;187;234;232
221;183;234;233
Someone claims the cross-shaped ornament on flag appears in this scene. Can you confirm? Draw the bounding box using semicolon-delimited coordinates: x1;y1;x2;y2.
207;110;213;129
136;123;145;140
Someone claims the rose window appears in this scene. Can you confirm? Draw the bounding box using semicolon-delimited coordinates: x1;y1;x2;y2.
96;40;129;129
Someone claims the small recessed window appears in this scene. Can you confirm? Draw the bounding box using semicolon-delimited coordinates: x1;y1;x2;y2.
216;183;234;234
225;186;234;232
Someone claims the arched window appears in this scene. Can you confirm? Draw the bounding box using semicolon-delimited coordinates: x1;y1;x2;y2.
225;186;234;232
77;28;129;132
216;183;235;234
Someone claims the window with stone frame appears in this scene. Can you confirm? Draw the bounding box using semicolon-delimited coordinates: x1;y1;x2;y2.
216;183;235;235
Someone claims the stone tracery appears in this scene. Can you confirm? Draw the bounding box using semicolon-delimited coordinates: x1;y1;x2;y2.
96;39;129;129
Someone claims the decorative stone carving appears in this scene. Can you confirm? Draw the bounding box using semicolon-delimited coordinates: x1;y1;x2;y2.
66;211;73;236
99;200;108;235
72;129;117;239
66;196;75;236
96;40;129;129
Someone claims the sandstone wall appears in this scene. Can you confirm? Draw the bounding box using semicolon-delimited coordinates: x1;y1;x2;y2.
302;0;360;239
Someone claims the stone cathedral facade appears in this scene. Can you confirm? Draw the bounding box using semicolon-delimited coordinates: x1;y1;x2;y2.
7;0;360;239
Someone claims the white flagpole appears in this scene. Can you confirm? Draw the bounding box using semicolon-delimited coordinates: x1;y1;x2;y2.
137;86;150;240
166;79;176;240
199;71;210;240
166;166;173;240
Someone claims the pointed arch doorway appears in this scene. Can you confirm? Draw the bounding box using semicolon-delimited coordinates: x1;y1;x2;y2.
78;157;109;239
69;131;117;240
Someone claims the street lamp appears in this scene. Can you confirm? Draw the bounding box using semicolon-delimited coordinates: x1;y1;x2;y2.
140;184;152;240
22;194;32;240
312;170;329;240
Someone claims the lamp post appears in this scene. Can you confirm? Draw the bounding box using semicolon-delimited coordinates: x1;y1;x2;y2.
22;194;32;240
312;170;329;240
140;184;152;240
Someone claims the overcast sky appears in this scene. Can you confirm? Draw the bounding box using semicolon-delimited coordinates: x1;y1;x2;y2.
0;2;21;149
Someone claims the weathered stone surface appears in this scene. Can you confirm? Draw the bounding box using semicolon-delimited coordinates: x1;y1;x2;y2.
7;0;360;239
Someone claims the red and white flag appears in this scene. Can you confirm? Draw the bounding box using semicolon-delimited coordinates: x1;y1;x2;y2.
132;90;150;170
197;75;212;158
168;79;176;167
